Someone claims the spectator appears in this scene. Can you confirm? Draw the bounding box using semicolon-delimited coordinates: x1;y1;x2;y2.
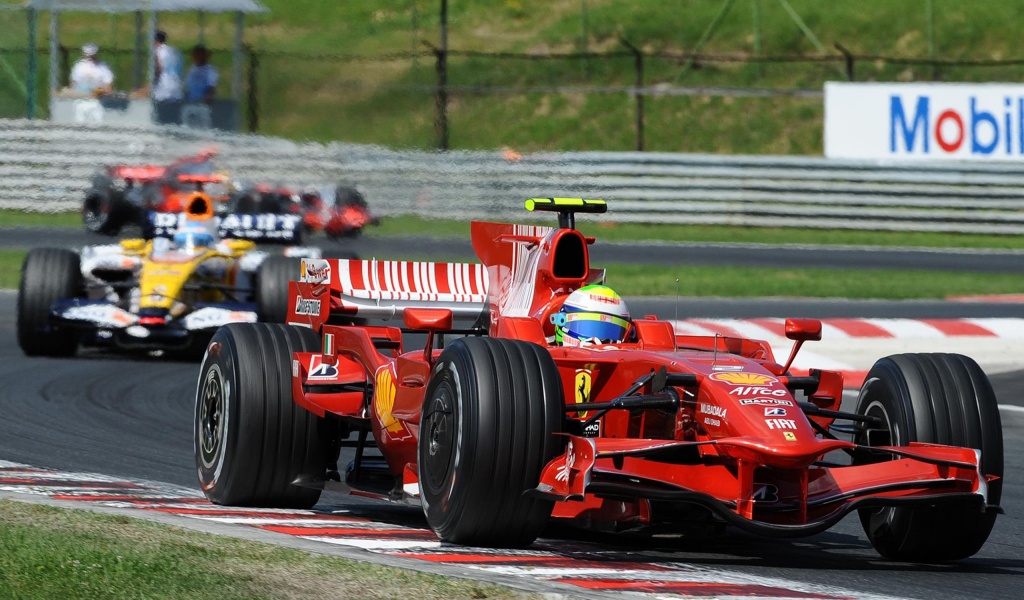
153;30;183;102
184;44;218;104
69;43;114;96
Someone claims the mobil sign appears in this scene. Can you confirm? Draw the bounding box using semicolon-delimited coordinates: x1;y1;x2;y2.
824;82;1024;161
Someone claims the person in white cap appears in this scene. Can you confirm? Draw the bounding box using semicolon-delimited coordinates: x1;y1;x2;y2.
69;43;114;96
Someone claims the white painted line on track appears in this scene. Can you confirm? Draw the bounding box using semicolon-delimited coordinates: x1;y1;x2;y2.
998;404;1024;412
190;517;365;525
301;536;443;550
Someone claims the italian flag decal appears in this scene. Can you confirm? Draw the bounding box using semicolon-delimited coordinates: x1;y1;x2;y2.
323;333;334;356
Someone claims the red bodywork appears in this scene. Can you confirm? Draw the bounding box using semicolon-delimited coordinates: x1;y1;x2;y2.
104;151;376;236
283;219;993;536
108;150;229;213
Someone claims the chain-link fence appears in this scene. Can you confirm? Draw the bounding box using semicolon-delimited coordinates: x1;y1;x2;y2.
245;46;1024;152
7;43;1024;152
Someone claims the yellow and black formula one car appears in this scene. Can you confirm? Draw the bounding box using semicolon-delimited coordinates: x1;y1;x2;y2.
18;193;317;358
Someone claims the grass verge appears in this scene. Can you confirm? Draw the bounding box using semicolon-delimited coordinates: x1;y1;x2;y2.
0;250;25;289
0;210;81;229
0;499;524;600
6;2;1024;152
380;215;1024;250
2;248;1022;299
8;211;1024;251
602;264;1024;299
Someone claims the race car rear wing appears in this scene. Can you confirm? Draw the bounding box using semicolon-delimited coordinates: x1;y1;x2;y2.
287;258;488;330
146;211;303;244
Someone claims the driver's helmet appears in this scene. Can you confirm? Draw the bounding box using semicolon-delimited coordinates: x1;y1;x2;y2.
172;217;216;251
172;194;218;251
551;284;631;346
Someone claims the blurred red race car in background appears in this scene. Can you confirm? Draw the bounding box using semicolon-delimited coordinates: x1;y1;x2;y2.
82;150;377;240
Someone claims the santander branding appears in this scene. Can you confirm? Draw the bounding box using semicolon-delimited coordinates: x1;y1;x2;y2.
300;259;331;284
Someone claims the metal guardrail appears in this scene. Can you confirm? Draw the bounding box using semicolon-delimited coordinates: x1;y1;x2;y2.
4;118;1024;234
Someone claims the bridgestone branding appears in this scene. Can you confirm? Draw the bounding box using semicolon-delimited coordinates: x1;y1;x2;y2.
294;296;320;316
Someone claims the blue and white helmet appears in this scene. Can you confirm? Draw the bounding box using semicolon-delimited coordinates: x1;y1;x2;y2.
551;284;631;346
172;217;216;251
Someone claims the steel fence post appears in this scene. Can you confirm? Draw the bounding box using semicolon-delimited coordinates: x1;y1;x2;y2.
621;39;644;152
27;8;37;119
246;46;258;132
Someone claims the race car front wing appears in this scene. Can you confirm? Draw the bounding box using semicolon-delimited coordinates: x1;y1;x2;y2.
533;434;995;538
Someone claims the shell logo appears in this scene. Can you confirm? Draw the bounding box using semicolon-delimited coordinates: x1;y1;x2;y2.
710;372;778;386
374;368;405;435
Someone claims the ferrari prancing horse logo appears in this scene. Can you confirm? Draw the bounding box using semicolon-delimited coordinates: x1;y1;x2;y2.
574;369;592;418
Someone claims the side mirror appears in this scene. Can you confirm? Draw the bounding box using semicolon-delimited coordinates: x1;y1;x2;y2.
404;308;453;365
782;318;822;373
785;318;822;342
403;307;453;332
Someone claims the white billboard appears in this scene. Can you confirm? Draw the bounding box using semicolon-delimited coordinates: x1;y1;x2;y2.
824;81;1024;161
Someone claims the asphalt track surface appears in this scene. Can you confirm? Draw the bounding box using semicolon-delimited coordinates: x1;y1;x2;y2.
7;225;1024;273
1;291;1022;599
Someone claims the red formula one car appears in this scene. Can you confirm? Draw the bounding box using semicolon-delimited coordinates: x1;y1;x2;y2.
82;150;376;239
194;199;1002;561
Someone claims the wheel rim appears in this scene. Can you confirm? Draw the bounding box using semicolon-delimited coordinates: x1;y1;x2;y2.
199;365;226;469
862;398;898;446
860;393;899;523
422;381;456;494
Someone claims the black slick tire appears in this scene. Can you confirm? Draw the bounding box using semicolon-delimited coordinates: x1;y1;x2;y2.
194;323;325;508
17;248;82;357
418;337;563;547
82;190;130;236
855;353;1003;562
256;256;301;323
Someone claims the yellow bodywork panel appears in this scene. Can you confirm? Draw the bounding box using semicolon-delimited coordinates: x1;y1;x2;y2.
117;238;255;311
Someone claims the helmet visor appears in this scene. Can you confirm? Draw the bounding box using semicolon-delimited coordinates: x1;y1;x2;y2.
562;311;629;344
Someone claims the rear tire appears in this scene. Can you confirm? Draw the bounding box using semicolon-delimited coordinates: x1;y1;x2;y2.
195;323;325;508
83;190;130;235
256;256;300;323
419;337;563;547
855;353;1002;562
17;248;82;357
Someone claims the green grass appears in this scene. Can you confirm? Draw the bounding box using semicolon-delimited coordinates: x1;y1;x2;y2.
377;215;1024;250
4;219;1023;298
0;499;524;600
7;245;1024;299
6;1;1024;152
0;210;80;228
602;264;1024;299
9;210;1024;250
0;250;25;289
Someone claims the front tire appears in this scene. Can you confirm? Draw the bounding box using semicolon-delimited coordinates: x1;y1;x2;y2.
855;353;1003;562
194;323;325;508
419;337;564;547
256;256;300;323
17;248;82;357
